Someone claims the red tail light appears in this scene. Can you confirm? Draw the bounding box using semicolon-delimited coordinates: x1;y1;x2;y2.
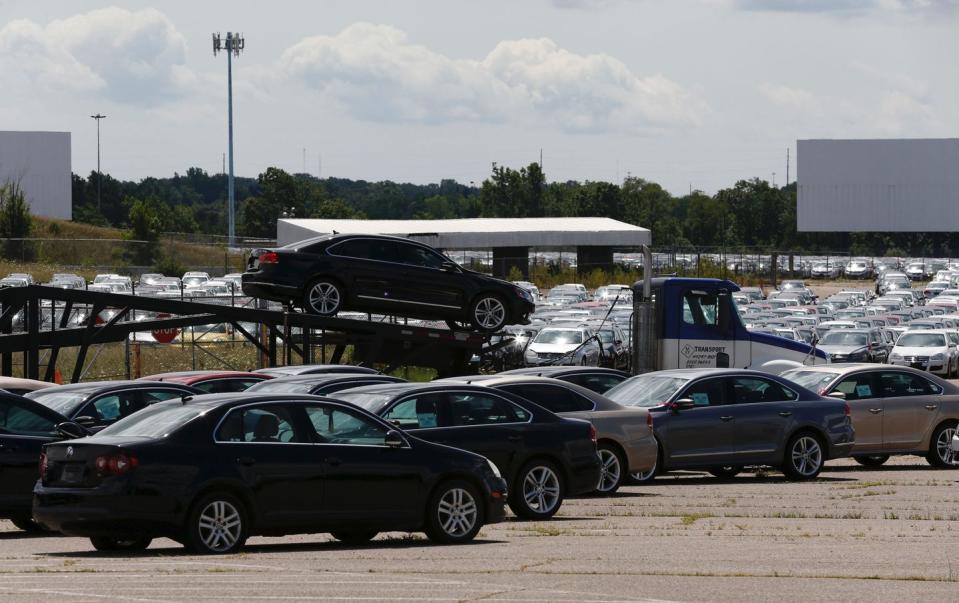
258;251;280;265
588;424;597;444
39;452;48;479
844;402;851;417
95;453;139;476
646;412;654;430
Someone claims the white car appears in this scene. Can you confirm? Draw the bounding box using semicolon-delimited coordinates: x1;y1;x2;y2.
524;326;600;367
888;329;958;377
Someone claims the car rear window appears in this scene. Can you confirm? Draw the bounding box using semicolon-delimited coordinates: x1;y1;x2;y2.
97;401;206;438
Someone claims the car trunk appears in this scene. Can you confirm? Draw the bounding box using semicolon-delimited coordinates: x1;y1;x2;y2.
42;437;146;489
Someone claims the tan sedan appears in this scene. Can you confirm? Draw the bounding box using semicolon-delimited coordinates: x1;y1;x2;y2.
438;375;657;494
781;364;959;467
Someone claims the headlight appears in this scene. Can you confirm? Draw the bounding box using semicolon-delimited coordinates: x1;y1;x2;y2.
525;349;538;358
486;458;502;479
515;287;533;302
932;353;945;360
890;353;902;360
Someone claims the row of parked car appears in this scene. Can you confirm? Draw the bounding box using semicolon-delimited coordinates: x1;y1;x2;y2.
3;359;958;555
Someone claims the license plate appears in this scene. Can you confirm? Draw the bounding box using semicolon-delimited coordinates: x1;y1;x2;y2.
60;464;84;484
910;363;925;369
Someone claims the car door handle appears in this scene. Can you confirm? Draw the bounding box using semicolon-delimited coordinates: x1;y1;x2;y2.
325;457;342;467
925;404;938;411
237;456;256;466
720;416;734;422
868;408;883;414
778;411;793;418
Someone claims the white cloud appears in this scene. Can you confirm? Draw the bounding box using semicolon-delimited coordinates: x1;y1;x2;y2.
279;23;706;134
0;7;190;105
758;83;816;110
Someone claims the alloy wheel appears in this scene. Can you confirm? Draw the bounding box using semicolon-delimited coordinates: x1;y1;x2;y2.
523;465;561;514
197;500;243;553
308;282;341;314
935;426;958;466
790;435;823;477
473;297;506;330
597;448;622;493
436;487;478;538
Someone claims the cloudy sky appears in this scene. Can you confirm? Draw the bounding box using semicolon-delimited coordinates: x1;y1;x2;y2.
0;0;955;194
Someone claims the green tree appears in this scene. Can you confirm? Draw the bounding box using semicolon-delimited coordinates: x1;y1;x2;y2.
0;180;33;260
126;197;164;265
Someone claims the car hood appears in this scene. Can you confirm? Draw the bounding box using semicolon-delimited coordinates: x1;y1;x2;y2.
529;342;581;354
893;346;948;356
818;345;867;355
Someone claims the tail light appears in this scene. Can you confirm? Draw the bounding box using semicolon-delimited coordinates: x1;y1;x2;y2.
95;453;139;476
646;412;654;430
588;424;597;444
844;402;851;417
258;252;280;265
39;452;48;479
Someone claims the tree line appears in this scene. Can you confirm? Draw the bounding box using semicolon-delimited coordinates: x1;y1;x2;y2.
68;163;959;258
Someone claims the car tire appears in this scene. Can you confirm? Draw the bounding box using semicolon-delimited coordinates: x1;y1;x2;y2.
469;294;508;332
184;492;248;555
782;432;825;481
628;441;660;484
854;454;890;467
926;421;959;468
424;479;484;544
90;536;152;552
594;443;626;496
302;278;344;316
9;516;43;533
509;459;565;520
707;466;743;479
331;530;379;545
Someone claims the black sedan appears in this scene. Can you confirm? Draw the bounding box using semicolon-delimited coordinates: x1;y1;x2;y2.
25;381;201;431
1;391;86;531
333;383;601;519
34;394;508;553
242;234;535;331
245;373;406;395
605;369;855;482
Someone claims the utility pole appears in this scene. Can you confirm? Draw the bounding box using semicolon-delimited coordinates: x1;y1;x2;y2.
213;32;245;246
90;114;106;211
786;147;790;185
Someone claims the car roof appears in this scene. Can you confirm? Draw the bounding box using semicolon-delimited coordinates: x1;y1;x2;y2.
28;380;197;396
263;373;404;386
500;366;628;377
142;371;269;383
629;368;775;379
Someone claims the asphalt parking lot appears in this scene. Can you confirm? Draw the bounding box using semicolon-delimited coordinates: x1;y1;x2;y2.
2;457;958;603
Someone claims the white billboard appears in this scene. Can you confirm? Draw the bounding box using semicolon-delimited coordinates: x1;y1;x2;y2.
0;131;72;220
797;138;959;232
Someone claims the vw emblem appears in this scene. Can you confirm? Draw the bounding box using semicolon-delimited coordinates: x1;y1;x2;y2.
66;446;74;457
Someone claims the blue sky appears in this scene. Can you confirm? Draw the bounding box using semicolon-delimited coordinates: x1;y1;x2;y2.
1;0;955;194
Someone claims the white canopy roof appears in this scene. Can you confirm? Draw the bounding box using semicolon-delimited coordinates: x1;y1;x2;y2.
277;217;650;249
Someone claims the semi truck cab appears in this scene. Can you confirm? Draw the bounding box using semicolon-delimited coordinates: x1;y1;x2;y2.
632;277;828;375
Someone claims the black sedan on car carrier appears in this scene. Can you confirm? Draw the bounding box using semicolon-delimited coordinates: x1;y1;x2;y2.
241;234;535;331
33;394;508;554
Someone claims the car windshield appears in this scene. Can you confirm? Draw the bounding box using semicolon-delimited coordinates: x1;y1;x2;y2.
25;390;89;416
606;375;689;408
97;401;206;438
781;370;839;392
897;333;946;347
820;332;868;346
534;330;584;345
333;392;395;413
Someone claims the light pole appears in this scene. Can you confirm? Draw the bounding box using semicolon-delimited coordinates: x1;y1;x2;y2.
90;113;106;211
213;32;245;246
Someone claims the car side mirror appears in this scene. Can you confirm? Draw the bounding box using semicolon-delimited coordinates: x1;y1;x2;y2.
74;416;97;428
670;398;696;412
614;339;623;345
440;261;459;273
385;430;406;448
56;421;90;440
826;392;847;400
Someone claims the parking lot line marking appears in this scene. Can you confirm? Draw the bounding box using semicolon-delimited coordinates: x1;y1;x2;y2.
15;588;174;603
